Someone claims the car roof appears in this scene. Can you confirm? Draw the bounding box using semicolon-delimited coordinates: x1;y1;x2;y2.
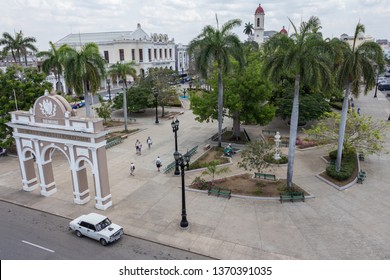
82;213;107;224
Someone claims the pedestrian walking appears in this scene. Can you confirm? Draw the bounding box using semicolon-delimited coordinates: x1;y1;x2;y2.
357;107;361;115
135;140;140;155
155;156;162;172
130;162;135;176
146;136;152;149
138;143;142;155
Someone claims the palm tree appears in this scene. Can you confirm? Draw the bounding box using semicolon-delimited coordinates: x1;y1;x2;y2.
61;43;106;118
0;31;37;65
0;32;19;63
262;16;333;189
188;16;244;147
243;22;254;37
107;61;137;131
17;31;38;66
334;23;384;172
37;42;68;93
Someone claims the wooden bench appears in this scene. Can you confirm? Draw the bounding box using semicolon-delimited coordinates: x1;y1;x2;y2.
105;137;123;149
357;170;366;184
254;172;276;180
262;129;277;135
186;145;198;157
280;191;305;203
208;186;231;199
163;161;177;174
203;144;211;150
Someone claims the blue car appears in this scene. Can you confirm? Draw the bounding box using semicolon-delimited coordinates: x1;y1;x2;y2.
71;100;85;109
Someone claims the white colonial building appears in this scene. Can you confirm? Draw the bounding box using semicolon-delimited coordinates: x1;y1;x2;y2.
175;43;189;75
55;23;176;79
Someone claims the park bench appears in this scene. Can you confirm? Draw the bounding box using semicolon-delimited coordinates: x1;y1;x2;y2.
105;137;123;149
186;145;198;157
357;170;366;184
208;186;231;199
262;129;277;135
163;161;177;174
254;172;276;181
279;191;305;203
203;144;211;150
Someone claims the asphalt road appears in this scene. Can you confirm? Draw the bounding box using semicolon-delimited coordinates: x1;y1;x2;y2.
0;201;211;260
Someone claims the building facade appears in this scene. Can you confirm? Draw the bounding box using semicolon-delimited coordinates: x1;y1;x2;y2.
55;23;176;79
175;43;189;75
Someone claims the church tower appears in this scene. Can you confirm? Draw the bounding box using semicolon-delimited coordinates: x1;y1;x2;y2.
254;4;265;45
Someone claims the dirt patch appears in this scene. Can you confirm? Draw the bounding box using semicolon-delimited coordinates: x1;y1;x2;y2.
190;173;308;197
189;146;230;170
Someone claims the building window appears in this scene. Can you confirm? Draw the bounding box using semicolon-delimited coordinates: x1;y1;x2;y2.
159;49;162;59
148;49;152;62
139;49;143;62
257;18;260;27
164;49;167;59
119;49;125;61
169;49;172;59
131;49;135;61
104;51;109;63
154;49;157;59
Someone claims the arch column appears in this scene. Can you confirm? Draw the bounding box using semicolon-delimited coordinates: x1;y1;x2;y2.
67;144;90;204
15;137;38;191
91;147;112;210
37;142;57;196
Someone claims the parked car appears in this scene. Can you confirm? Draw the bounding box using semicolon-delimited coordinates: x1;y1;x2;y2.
102;93;117;101
70;100;85;109
69;213;123;246
378;83;390;91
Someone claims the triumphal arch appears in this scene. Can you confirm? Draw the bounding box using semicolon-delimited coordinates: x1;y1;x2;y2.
7;90;112;210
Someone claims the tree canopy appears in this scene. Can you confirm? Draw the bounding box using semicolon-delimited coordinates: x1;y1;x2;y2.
0;66;52;147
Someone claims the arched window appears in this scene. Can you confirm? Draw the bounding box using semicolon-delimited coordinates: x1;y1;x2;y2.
257;18;260;27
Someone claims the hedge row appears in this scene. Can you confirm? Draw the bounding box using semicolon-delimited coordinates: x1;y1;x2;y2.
326;149;357;181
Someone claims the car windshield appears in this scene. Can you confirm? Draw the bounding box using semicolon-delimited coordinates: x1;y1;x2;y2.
96;218;112;231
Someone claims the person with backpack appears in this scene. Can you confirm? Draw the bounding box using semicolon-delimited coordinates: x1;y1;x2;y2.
130;162;135;176
146;137;152;149
155;156;162;172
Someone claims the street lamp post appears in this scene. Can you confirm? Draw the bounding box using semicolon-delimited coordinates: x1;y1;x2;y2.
153;88;159;124
374;67;379;98
173;151;190;228
106;79;111;101
171;119;181;175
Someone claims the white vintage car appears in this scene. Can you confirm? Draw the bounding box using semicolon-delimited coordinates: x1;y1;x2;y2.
69;213;123;246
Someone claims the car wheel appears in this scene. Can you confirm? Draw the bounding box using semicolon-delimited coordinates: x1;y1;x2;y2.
100;238;108;246
75;230;83;237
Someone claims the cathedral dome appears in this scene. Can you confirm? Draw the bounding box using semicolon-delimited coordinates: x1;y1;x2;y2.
255;4;265;14
280;26;288;34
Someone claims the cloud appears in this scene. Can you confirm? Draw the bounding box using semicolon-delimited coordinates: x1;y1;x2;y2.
0;0;388;51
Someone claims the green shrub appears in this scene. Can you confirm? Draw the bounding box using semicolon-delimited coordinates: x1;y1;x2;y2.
326;151;357;181
264;153;288;164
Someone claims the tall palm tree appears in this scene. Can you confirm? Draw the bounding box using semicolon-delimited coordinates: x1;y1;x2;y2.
107;61;137;131
61;43;106;118
334;23;384;172
0;32;19;63
243;22;254;37
37;41;68;93
17;31;38;66
0;31;37;65
262;16;333;189
188;16;244;147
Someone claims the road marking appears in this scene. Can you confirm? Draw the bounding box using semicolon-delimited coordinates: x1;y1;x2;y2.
22;240;55;253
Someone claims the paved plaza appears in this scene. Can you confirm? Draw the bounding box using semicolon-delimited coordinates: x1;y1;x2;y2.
1;88;390;259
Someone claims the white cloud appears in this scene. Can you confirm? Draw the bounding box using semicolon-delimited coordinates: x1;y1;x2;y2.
0;0;389;51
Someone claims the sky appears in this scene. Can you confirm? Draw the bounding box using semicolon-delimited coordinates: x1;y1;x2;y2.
1;0;389;51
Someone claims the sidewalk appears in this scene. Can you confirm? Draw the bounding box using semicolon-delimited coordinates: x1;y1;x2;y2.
1;89;390;259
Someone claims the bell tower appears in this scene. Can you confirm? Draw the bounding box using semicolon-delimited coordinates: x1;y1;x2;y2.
254;4;265;45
